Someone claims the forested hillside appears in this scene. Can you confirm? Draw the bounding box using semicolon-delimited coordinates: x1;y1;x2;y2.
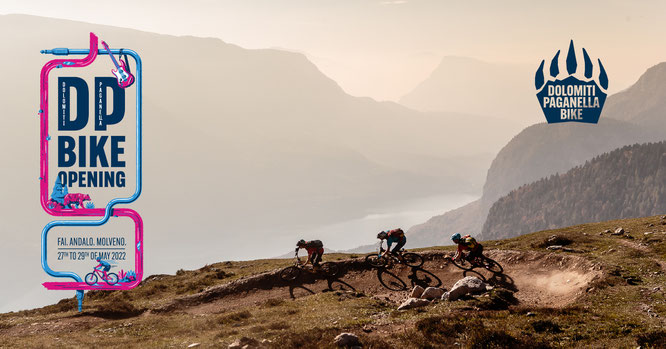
482;142;666;239
408;119;661;247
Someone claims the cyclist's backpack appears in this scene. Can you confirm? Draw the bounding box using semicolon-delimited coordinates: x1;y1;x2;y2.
463;235;478;249
307;240;324;248
388;229;404;238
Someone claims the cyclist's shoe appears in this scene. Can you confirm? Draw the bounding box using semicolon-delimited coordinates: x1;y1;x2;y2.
312;265;322;272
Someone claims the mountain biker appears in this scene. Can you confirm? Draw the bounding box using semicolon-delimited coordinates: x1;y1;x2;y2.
451;233;484;263
296;239;324;271
95;257;111;273
377;228;406;260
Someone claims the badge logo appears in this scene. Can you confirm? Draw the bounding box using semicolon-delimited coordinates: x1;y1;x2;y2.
535;40;608;124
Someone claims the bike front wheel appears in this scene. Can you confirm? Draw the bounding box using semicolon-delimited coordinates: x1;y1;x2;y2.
365;254;387;268
106;273;119;285
402;253;424;267
320;262;339;277
482;257;503;273
85;272;98;286
280;266;301;282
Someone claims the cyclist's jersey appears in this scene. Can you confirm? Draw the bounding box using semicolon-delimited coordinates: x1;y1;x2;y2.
386;229;406;249
96;260;111;271
301;241;324;256
457;235;481;253
304;246;324;255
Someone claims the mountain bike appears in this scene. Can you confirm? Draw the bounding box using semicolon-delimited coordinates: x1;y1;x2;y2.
365;245;424;268
279;253;340;282
450;253;503;273
85;267;119;286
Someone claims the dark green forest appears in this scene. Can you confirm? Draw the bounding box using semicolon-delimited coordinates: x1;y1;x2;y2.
482;141;666;239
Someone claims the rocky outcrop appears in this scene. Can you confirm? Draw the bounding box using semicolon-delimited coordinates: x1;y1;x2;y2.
421;287;445;300
410;285;425;298
334;333;361;347
397;298;431;310
444;276;487;301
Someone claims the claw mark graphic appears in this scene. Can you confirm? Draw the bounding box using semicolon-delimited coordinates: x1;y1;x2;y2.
535;60;545;90
535;41;608;92
598;59;608;90
582;48;593;79
550;50;560;78
566;40;577;74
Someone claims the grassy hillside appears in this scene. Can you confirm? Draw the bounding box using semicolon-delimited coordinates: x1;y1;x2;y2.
2;215;666;348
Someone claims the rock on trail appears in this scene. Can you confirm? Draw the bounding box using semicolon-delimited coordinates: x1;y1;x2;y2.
445;276;487;301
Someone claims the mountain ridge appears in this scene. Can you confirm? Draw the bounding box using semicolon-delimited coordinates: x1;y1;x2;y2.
399;55;540;126
482;141;666;239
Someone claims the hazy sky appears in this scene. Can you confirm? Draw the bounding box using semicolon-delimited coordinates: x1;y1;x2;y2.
2;0;666;100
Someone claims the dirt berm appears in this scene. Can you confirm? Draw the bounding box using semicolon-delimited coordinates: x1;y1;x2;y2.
152;249;602;314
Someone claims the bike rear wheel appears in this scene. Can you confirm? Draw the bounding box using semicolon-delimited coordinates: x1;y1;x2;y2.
320;262;339;277
402;252;424;267
280;266;301;282
482;257;503;273
365;254;387;268
85;272;98;286
106;273;119;285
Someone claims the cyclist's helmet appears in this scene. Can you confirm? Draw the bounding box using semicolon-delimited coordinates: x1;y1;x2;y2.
377;231;388;240
451;233;462;242
96;256;101;262
296;239;306;247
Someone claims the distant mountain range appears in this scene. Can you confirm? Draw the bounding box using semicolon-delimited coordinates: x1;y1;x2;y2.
603;62;666;129
399;56;541;126
0;14;522;257
483;141;666;238
408;62;666;246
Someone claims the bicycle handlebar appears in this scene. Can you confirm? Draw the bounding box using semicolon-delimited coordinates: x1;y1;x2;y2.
293;252;302;265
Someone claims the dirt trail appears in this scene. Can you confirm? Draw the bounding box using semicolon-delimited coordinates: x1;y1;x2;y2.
156;250;602;315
